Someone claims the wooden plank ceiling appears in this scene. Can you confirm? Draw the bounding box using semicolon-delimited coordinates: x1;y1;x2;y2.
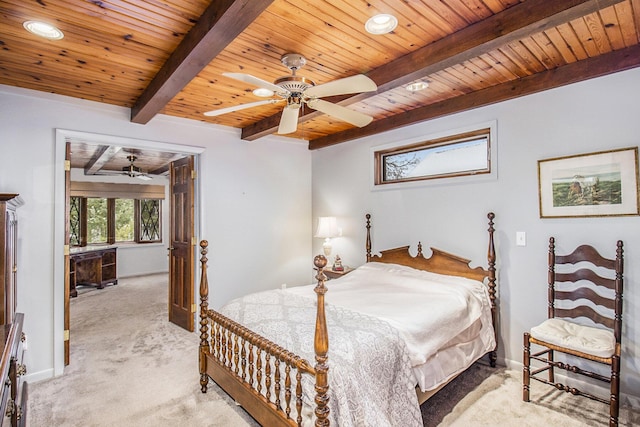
1;0;639;151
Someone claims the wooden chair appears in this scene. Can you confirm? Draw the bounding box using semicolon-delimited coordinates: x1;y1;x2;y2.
523;237;624;427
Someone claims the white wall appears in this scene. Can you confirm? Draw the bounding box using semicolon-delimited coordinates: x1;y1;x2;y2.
311;68;640;406
0;85;312;381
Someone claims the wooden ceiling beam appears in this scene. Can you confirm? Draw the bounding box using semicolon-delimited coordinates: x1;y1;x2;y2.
241;0;625;141
308;44;640;150
84;145;122;175
130;0;274;124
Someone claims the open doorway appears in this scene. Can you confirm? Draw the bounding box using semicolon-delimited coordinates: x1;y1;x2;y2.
54;129;204;372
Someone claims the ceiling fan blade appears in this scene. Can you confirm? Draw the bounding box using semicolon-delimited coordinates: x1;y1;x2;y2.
90;170;122;176
305;75;377;98
306;99;373;127
278;106;300;134
223;72;285;94
203;99;282;117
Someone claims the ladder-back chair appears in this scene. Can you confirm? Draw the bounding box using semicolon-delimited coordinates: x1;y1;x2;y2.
523;237;624;427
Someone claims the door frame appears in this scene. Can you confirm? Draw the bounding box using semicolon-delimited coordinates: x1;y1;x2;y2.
53;129;204;375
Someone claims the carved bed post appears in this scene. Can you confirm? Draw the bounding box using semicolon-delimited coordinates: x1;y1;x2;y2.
313;255;330;426
486;212;497;367
365;214;372;262
199;240;210;393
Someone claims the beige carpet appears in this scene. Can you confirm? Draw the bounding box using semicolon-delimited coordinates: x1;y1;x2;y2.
28;274;639;426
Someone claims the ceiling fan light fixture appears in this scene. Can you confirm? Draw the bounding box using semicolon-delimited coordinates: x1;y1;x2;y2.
122;155;150;179
23;20;64;40
406;81;429;92
252;87;274;97
365;14;398;35
123;164;142;176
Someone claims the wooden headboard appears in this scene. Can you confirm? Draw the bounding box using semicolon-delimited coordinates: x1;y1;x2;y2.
364;212;498;368
365;212;496;283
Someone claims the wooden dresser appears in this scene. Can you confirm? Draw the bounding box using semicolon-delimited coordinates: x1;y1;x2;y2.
0;195;27;426
0;195;23;326
0;313;26;427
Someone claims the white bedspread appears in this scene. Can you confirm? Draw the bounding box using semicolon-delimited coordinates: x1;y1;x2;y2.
218;261;495;426
220;287;423;427
287;262;495;369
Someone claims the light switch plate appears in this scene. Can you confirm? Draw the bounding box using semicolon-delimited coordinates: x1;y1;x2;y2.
516;231;526;246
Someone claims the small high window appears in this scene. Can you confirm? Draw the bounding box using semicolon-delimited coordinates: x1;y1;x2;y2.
374;128;491;186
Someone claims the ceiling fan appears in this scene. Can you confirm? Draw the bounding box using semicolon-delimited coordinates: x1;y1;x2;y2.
120;155;152;180
204;53;378;134
93;155;152;181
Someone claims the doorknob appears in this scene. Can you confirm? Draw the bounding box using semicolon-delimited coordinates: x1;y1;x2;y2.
167;247;175;251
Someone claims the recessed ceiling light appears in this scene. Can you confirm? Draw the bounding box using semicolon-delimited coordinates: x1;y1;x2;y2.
23;20;64;40
253;87;274;97
406;81;429;92
365;14;398;35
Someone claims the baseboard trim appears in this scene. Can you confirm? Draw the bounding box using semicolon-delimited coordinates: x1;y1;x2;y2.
118;271;168;279
25;368;55;384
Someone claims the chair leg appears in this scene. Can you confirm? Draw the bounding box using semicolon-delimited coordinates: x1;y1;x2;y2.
610;355;620;427
523;332;530;402
548;349;554;383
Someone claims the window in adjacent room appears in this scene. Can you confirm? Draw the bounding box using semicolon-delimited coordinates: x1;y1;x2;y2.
115;198;135;242
374;128;491;185
138;199;161;242
87;197;108;244
70;196;162;247
69;196;82;246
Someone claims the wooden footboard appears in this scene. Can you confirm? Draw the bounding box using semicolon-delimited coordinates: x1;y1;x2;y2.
199;241;330;427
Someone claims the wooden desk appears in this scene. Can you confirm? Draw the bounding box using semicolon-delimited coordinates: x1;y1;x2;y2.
69;247;118;297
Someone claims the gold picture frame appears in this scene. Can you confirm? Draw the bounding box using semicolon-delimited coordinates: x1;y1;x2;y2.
538;147;639;218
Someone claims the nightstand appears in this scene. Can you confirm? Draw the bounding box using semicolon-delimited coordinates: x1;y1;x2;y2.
323;267;355;280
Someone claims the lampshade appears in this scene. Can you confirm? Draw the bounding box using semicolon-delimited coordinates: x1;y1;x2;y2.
315;217;338;257
314;217;338;238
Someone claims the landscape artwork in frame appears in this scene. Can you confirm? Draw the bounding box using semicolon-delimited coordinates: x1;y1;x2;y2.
538;147;639;218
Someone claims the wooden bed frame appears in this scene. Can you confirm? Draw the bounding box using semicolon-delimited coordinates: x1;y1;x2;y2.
199;212;497;427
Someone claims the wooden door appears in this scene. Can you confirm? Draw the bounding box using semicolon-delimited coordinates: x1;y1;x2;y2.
169;156;195;331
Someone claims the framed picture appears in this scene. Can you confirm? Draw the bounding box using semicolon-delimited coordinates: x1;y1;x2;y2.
538;147;639;218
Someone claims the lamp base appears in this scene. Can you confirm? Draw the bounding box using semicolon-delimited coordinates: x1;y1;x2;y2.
322;238;332;257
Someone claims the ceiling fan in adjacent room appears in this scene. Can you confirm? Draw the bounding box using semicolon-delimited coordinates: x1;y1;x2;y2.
204;53;378;134
93;154;152;181
121;155;152;180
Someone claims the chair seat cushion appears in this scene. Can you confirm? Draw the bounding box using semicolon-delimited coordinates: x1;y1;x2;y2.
530;318;615;358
